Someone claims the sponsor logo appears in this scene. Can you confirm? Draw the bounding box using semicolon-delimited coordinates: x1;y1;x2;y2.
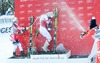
0;27;11;33
20;4;25;8
20;0;27;2
28;4;33;7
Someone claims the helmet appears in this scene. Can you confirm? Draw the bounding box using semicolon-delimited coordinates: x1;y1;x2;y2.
12;17;18;24
92;16;95;19
46;12;54;18
90;16;97;29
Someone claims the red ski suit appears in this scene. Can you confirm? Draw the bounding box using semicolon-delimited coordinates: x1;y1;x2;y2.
10;24;25;53
83;26;100;63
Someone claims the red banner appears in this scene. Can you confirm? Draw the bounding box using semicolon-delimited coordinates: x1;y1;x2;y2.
15;0;100;55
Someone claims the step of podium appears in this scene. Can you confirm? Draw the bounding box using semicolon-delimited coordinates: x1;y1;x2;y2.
30;50;71;59
67;55;92;63
7;50;95;63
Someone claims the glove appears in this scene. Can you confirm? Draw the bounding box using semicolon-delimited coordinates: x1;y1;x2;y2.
26;27;30;30
47;21;52;31
80;31;87;38
18;27;26;34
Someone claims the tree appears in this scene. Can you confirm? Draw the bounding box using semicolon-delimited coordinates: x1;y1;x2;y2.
0;0;14;15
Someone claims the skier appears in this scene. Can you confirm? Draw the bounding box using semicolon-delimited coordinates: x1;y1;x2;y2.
39;12;54;52
80;16;100;63
10;17;27;58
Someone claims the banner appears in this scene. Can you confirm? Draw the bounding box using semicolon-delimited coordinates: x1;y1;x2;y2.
0;15;14;34
15;0;100;55
0;15;14;59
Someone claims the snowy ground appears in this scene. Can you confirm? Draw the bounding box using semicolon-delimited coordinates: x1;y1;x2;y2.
0;33;13;59
0;33;13;63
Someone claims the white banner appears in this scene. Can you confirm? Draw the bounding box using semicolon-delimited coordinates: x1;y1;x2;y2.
0;15;14;59
0;15;14;34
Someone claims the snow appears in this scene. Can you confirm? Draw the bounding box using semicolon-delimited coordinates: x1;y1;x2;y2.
0;15;14;60
0;33;13;63
0;33;13;59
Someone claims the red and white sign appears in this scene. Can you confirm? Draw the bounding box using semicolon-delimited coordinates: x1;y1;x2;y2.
15;0;100;55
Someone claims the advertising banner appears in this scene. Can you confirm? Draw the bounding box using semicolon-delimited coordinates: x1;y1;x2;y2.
15;0;100;55
0;15;14;34
0;15;14;59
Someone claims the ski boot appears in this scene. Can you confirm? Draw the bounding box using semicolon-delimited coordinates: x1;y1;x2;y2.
9;52;17;59
19;51;27;59
42;42;50;52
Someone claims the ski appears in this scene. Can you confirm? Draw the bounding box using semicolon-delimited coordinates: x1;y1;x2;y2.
9;56;26;59
27;15;36;58
53;8;58;53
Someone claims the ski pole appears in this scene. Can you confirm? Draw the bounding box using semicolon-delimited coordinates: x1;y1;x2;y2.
53;8;58;53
